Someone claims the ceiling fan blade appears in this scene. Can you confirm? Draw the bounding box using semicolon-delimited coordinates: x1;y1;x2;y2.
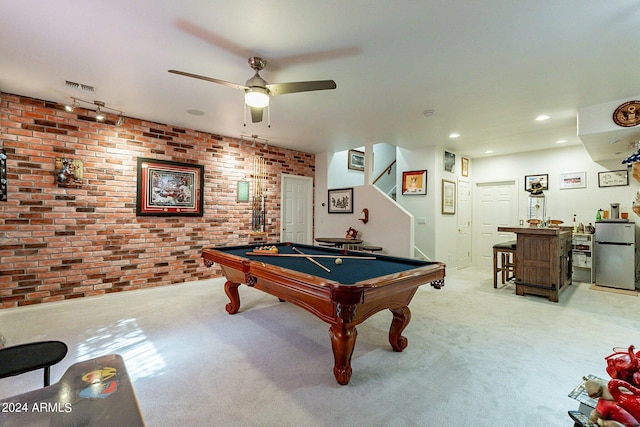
168;70;247;90
250;107;264;123
266;80;336;96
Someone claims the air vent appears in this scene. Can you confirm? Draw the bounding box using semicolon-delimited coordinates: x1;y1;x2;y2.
65;80;95;92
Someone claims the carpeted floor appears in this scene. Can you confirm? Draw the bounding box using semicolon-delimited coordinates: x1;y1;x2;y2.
1;267;639;426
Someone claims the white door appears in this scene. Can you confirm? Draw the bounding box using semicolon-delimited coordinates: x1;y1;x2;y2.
473;180;519;269
281;174;313;244
457;179;472;269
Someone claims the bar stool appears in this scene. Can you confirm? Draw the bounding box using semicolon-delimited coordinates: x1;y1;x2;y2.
493;241;516;288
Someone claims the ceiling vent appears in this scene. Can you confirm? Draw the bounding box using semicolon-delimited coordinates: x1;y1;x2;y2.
65;80;95;93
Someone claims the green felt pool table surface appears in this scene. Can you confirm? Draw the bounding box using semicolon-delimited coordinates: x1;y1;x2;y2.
217;242;436;285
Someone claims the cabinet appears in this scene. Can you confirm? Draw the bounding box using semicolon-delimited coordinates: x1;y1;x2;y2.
496;227;573;302
572;233;594;283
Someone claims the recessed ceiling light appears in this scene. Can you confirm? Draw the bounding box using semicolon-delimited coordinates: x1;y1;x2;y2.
536;115;550;121
423;109;435;117
449;133;460;139
484;150;494;154
556;139;567;144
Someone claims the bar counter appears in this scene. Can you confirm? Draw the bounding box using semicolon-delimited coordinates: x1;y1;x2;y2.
497;226;573;302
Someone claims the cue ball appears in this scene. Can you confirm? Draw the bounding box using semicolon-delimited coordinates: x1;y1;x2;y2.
335;258;342;265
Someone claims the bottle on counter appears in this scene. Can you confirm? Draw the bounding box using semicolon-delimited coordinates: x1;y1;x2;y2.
596;209;602;221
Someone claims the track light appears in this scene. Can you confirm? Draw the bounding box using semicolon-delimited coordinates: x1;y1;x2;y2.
64;99;79;112
64;97;124;124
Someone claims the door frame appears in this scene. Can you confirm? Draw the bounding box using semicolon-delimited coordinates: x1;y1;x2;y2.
280;174;314;244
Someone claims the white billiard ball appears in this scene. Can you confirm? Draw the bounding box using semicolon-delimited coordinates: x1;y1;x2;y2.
335;258;342;265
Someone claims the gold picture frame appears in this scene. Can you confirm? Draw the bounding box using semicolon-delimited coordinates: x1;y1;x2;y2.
442;180;456;214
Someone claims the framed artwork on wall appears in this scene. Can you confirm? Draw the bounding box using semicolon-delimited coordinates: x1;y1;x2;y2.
401;170;427;195
0;148;6;202
442;180;456;214
237;181;250;202
444;151;455;172
348;149;365;171
461;157;469;177
598;170;629;187
54;157;84;187
559;171;586;189
136;157;204;216
328;187;354;213
524;174;549;192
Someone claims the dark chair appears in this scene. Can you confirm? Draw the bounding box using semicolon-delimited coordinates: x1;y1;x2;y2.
0;340;68;387
493;241;516;288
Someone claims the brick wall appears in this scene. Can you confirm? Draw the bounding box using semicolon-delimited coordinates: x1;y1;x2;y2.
0;93;315;309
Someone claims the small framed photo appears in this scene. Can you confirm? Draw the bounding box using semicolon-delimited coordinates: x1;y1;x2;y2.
524;174;548;192
461;157;469;177
237;181;250;202
560;171;586;189
328;187;354;213
55;157;84;187
136;157;204;216
402;170;427;195
442;180;456;214
598;170;629;187
444;151;455;173
348;149;365;171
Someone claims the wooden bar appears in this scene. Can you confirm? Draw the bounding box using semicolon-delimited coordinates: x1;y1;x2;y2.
497;226;573;302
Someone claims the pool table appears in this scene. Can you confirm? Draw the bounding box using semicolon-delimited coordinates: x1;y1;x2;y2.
202;242;446;385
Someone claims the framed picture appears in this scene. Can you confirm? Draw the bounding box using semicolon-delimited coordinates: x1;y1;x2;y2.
444;151;455;173
328;187;354;213
55;157;84;187
461;157;469;177
348;149;365;171
0;148;6;202
442;180;456;214
524;174;548;192
598;170;629;187
402;170;427;195
136;157;204;216
560;171;586;189
237;181;249;202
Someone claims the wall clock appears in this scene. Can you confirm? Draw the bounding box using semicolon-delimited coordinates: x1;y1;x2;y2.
613;100;640;127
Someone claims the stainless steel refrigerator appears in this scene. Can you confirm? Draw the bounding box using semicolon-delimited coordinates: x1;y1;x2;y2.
594;221;636;290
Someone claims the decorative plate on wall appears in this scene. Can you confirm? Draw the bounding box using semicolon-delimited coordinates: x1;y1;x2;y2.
613;100;640;127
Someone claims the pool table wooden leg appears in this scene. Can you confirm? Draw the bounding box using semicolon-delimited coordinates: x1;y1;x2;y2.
389;307;411;352
224;281;241;314
329;324;357;385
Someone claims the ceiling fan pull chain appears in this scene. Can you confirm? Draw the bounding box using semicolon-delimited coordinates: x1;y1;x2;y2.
267;105;271;128
243;102;247;127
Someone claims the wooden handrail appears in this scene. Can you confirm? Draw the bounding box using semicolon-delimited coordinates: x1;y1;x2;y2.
372;159;396;185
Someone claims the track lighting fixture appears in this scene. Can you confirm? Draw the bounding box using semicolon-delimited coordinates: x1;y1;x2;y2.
64;99;79;112
64;97;125;125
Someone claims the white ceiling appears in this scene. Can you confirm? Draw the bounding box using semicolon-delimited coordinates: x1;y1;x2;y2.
2;1;640;160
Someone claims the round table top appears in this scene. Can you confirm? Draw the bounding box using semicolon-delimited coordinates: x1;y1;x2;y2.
315;237;363;244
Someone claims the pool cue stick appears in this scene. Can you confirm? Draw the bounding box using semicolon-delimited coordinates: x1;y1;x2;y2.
246;252;375;260
292;247;331;273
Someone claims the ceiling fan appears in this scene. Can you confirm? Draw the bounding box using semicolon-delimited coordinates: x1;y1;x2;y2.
169;57;337;124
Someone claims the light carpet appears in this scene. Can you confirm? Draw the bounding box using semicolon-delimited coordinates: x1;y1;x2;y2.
1;267;639;427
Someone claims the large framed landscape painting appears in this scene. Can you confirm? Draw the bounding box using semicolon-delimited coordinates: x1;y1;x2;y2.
136;157;204;216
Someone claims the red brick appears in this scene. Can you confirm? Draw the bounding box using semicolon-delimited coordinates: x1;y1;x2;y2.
0;93;314;308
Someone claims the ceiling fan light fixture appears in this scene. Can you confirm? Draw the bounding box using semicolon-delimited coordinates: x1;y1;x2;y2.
245;87;270;108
